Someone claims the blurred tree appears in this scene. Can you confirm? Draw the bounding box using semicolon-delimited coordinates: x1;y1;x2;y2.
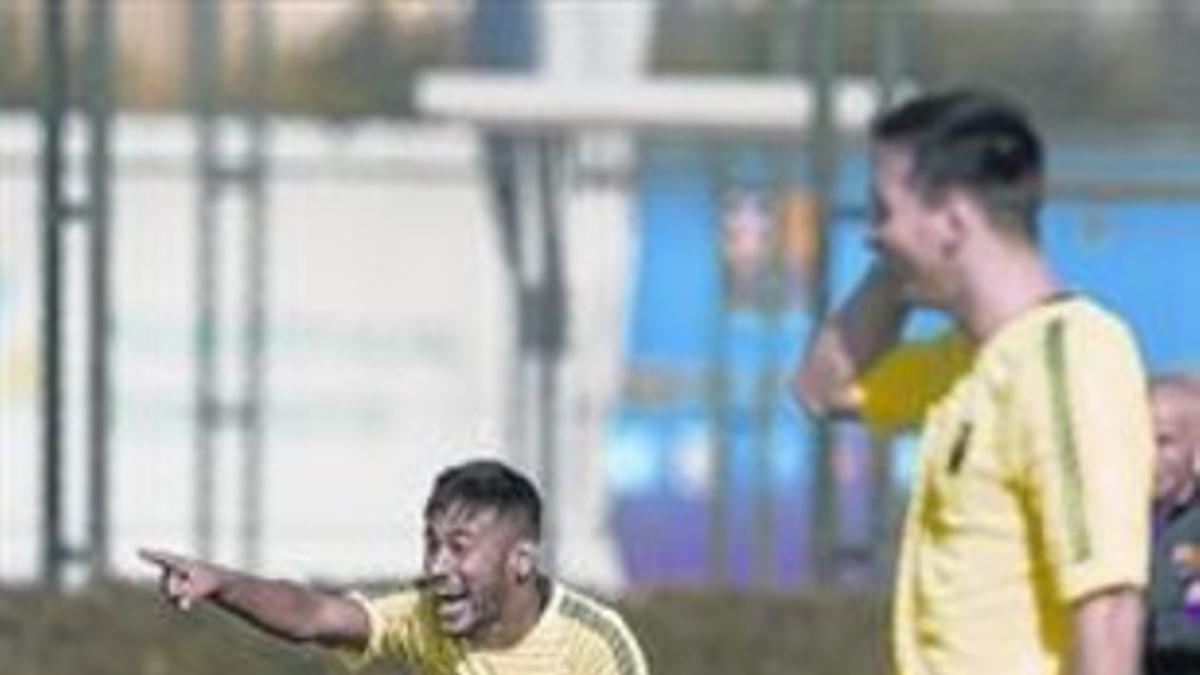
1158;0;1200;122
909;7;1180;128
272;0;466;121
2;1;1197;130
651;2;773;74
0;3;36;109
649;1;1199;133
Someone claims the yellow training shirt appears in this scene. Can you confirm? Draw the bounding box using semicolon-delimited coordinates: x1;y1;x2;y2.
858;297;1154;675
344;581;649;675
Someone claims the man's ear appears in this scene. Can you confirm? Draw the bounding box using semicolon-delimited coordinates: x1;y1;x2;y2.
509;540;539;582
941;189;984;255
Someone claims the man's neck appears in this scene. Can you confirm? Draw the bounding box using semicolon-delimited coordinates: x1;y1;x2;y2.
955;243;1061;343
470;575;550;650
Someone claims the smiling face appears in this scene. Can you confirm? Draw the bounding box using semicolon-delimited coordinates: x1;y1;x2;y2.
421;502;527;639
1152;384;1199;505
868;145;961;309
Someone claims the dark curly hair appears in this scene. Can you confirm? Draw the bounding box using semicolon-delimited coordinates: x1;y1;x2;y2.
424;459;542;540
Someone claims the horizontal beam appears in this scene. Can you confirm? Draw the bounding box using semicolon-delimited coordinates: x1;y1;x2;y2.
415;71;901;134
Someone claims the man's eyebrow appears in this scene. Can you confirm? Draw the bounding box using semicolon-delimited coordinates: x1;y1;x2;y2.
428;522;477;539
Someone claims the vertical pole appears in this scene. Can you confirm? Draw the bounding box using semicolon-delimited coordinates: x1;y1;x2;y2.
240;0;272;573
469;0;539;475
190;0;221;561
84;0;115;581
533;135;566;571
483;136;529;466
770;0;801;81
0;1;5;566
875;0;906;106
38;0;68;590
809;0;841;584
751;151;792;588
869;0;905;582
759;0;805;589
706;143;734;586
514;138;538;474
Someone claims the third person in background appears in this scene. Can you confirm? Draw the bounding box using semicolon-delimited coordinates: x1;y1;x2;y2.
1146;373;1200;675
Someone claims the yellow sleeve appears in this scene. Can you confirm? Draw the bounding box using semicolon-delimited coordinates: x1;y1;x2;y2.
336;588;446;669
854;330;972;437
1017;314;1154;603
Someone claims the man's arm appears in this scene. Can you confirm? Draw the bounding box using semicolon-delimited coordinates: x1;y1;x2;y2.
793;261;910;416
1067;586;1144;675
138;548;370;649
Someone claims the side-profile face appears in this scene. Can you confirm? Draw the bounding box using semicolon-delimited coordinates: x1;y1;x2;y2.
868;145;960;308
1152;385;1199;505
422;503;525;639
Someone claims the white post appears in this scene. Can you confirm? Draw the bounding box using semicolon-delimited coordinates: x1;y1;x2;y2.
538;0;654;590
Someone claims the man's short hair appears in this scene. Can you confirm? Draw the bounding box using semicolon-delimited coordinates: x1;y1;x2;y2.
1151;372;1200;406
424;459;542;540
871;88;1045;238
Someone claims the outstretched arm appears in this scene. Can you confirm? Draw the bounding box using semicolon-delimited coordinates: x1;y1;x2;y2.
793;261;910;417
138;548;370;650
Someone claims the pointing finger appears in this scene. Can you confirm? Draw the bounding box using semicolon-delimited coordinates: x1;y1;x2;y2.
138;548;188;572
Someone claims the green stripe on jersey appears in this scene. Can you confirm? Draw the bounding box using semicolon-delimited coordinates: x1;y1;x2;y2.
1046;319;1091;562
560;594;640;675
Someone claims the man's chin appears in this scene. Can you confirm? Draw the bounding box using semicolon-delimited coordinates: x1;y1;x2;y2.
435;604;475;636
899;281;947;311
437;617;474;637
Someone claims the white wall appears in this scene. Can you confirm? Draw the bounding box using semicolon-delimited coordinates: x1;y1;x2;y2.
0;114;550;584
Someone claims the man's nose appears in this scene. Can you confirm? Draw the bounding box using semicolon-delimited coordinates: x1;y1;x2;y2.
427;548;454;577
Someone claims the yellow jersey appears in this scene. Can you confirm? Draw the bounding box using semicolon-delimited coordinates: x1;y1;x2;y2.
858;297;1154;675
344;580;649;675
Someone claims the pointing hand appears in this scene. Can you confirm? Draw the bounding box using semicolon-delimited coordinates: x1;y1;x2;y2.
138;548;224;611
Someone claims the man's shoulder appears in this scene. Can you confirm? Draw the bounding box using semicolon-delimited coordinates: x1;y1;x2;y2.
549;582;646;673
1056;295;1135;333
996;295;1139;364
551;582;626;628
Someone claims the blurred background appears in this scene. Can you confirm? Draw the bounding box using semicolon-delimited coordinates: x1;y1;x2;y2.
2;0;1200;673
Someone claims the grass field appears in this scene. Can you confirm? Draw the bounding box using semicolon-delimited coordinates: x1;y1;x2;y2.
0;582;887;674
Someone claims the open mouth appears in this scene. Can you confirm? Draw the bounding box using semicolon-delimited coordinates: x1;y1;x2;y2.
436;591;468;604
434;590;470;617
